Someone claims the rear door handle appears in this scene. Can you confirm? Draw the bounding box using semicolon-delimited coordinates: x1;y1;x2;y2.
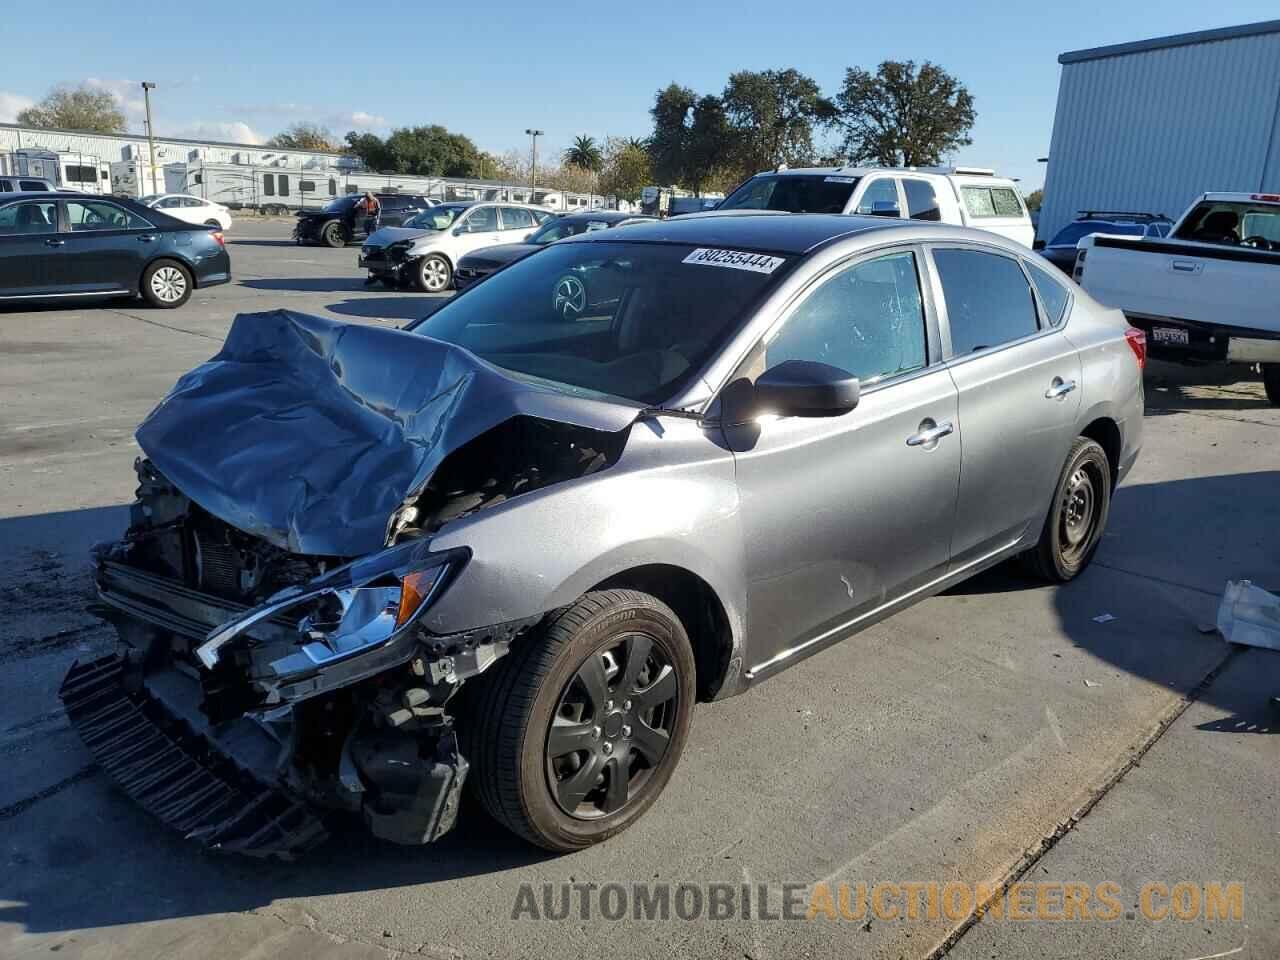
137;234;159;243
906;420;954;447
44;238;65;247
1045;378;1077;400
1170;260;1202;274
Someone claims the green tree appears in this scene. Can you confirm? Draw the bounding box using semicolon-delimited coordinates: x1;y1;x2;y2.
268;123;339;151
562;135;604;174
836;60;976;167
17;84;126;133
721;68;836;173
648;83;698;187
600;137;653;203
344;125;483;176
685;95;736;194
1025;188;1044;213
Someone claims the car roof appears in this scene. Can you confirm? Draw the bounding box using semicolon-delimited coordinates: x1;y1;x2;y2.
557;210;648;224
741;165;1013;184
563;211;938;255
2;190;107;200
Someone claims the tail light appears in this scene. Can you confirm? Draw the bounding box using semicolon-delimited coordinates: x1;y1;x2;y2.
1072;249;1086;281
1124;327;1147;369
210;230;225;247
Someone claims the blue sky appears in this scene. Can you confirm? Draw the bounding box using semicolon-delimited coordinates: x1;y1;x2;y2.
2;2;1276;190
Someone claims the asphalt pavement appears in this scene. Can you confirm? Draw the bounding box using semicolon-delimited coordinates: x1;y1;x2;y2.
0;219;1276;959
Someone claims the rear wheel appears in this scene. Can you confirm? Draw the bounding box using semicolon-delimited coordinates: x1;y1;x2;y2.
140;259;193;309
204;219;220;227
1021;437;1111;582
321;221;345;248
415;254;452;292
1263;364;1280;406
466;589;695;851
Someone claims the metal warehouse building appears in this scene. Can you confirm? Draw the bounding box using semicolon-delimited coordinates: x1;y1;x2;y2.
1039;18;1280;244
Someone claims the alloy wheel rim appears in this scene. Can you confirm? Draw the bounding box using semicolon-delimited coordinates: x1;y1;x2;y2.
554;276;586;318
423;259;448;291
150;266;187;303
1059;466;1097;562
545;632;678;819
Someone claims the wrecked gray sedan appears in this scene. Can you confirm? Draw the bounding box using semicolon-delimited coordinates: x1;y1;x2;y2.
61;214;1144;857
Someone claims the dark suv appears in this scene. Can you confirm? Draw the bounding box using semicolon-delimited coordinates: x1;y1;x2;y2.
1036;211;1172;274
295;193;435;247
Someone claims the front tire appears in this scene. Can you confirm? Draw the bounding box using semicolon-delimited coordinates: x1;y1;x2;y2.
1263;364;1280;406
321;221;346;248
140;259;193;309
466;589;695;851
1021;437;1111;582
204;219;220;227
415;254;452;292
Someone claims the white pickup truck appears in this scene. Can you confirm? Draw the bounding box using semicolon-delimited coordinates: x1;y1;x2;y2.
1074;192;1280;405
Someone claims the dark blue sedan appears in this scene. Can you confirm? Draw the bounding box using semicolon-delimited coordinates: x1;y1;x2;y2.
0;192;231;309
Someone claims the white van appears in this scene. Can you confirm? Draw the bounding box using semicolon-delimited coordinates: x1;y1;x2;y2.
717;165;1034;246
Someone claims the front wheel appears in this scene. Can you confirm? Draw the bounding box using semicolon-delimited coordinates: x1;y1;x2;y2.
1263;364;1280;406
140;259;193;309
1021;437;1111;582
466;589;695;851
415;254;452;292
321;221;345;248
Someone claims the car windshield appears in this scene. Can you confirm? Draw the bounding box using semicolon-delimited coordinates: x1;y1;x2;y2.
405;204;469;230
322;196;359;213
719;174;860;213
407;240;792;404
1174;200;1280;246
1049;221;1146;246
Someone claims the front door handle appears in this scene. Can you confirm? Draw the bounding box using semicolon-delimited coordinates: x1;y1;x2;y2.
44;238;65;247
137;234;159;242
906;420;954;447
1045;378;1077;400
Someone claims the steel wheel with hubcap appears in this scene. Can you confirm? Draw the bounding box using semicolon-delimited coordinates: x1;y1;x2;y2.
416;254;452;292
1022;436;1111;582
466;589;695;851
141;260;193;309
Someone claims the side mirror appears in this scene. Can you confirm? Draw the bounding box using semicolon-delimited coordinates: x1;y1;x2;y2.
753;360;860;418
452;226;464;236
870;201;901;218
1032;239;1046;251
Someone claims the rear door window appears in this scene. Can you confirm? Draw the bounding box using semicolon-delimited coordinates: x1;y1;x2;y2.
65;200;153;231
932;248;1040;355
902;179;941;221
962;186;1024;219
500;206;535;231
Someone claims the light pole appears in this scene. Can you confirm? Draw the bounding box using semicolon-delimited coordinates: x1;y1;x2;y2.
525;128;543;202
141;82;158;195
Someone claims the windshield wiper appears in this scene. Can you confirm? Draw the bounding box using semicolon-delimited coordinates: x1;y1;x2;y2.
637;406;704;422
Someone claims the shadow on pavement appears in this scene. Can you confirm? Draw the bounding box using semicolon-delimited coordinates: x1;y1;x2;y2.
239;278;368;293
0;469;1276;934
327;295;449;322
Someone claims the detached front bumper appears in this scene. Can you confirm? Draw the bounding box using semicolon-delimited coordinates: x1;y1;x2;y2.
59;653;328;858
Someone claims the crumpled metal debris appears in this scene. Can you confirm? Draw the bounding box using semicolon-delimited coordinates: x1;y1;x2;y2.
1216;580;1280;651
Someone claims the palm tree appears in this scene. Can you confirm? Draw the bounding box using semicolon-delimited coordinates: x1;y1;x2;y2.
562;134;604;173
563;135;604;208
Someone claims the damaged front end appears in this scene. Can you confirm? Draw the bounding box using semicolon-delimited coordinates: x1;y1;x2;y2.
61;310;636;858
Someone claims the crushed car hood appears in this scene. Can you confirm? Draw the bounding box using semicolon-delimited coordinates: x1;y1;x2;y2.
136;310;640;556
364;226;436;248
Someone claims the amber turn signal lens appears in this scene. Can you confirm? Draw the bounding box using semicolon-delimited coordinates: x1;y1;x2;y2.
396;569;440;628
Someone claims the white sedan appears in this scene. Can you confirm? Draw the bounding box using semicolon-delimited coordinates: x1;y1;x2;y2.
141;194;233;231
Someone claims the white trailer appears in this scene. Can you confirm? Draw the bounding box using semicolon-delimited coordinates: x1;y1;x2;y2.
2;149;109;193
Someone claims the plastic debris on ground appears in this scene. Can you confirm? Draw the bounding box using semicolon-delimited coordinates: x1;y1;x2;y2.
1216;580;1280;652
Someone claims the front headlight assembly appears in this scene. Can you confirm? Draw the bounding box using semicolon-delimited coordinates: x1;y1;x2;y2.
196;540;462;675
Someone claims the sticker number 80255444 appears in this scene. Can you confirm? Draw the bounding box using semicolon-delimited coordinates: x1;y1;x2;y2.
681;247;787;274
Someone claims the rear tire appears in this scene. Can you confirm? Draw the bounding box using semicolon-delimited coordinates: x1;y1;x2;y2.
322;221;345;248
1263;364;1280;406
1021;437;1111;582
465;589;695;851
140;259;193;309
204;219;220;227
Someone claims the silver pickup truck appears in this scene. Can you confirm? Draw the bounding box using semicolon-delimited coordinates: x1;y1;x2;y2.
1075;192;1280;405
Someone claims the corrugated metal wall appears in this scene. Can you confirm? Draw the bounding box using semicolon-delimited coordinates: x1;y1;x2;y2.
1040;30;1280;243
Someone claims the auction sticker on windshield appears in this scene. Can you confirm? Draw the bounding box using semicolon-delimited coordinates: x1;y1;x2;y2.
682;248;786;274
